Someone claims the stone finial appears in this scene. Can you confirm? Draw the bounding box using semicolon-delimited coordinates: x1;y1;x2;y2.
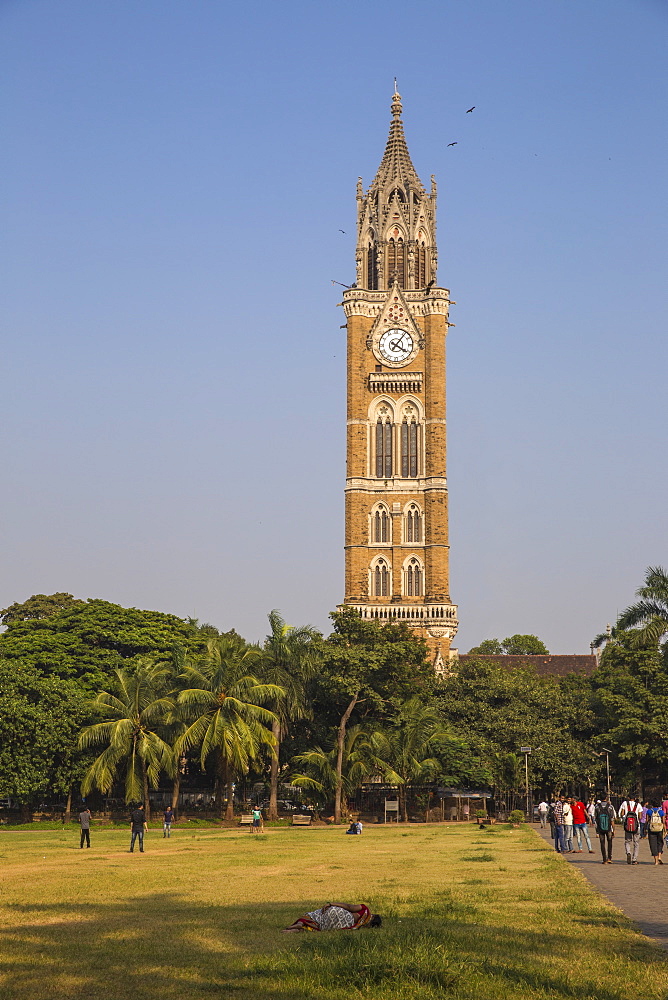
391;86;402;120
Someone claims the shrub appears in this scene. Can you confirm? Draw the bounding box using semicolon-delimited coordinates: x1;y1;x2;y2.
508;809;525;825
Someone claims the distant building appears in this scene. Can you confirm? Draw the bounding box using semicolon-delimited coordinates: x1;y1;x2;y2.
456;653;597;678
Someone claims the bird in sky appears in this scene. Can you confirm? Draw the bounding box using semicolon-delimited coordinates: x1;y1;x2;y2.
339;229;346;234
447;142;457;147
466;106;475;113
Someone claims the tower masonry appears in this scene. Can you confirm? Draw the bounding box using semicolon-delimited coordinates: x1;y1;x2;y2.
340;88;459;671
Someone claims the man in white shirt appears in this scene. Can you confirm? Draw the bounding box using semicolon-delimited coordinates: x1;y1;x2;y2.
538;800;549;829
562;797;574;852
618;796;642;864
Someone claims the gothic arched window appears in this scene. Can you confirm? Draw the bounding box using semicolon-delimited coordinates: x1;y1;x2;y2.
373;505;390;543
406;503;422;543
375;418;393;478
366;243;377;290
372;558;390;597
416;245;427;289
387;237;405;288
405;557;423;597
401;419;418;478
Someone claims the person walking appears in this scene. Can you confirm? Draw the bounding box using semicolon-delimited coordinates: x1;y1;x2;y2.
163;805;174;838
619;795;642;864
548;799;556;841
79;806;91;849
640;801;649;839
562;797;574;853
250;806;263;834
595;794;615;864
572;797;594;853
129;803;147;853
538;800;549;829
646;802;666;865
553;796;566;853
586;799;596;827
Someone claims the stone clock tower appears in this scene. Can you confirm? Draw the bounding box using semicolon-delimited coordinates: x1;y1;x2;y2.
340;87;458;669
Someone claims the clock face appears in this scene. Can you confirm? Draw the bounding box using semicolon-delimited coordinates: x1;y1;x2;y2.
379;328;414;364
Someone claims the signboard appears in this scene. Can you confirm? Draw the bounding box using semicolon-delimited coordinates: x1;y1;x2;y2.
519;747;532;754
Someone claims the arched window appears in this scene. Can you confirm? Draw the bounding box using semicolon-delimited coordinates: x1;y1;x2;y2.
405;557;423;597
372;558;390;597
406;503;422;543
416;245;427;289
375;418;393;478
401;419;418;478
387;237;405;288
373;506;390;543
366;243;377;289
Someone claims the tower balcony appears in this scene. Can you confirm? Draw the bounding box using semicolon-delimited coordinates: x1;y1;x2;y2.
345;602;458;627
368;371;423;394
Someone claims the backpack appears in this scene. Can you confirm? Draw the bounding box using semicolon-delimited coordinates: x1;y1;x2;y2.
597;808;610;833
547;804;555;822
624;805;639;834
649;809;664;834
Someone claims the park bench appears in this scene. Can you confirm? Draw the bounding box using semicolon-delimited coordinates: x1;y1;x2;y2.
239;814;254;825
291;814;312;827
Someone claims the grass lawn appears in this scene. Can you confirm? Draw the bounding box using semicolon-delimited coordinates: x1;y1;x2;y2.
0;821;666;999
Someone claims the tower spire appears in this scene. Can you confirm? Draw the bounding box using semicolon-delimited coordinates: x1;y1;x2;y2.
355;89;437;292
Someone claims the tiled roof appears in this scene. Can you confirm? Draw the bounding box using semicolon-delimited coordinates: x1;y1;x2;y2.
457;654;597;678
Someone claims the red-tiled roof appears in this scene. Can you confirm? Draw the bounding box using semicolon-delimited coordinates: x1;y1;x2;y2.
457;654;597;678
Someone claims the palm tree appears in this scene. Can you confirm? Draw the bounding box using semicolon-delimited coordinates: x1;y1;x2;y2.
378;697;452;822
78;658;175;818
261;610;321;820
616;566;668;648
176;635;283;821
291;725;387;814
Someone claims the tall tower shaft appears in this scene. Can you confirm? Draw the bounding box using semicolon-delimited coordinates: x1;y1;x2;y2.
341;88;458;669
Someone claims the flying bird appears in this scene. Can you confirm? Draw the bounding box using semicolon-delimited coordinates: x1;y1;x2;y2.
447;142;458;147
339;229;346;234
466;106;475;113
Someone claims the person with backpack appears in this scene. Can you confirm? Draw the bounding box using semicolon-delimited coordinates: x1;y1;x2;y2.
618;795;642;864
645;801;666;865
594;794;616;864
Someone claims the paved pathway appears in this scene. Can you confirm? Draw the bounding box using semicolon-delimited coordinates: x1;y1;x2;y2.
536;824;668;949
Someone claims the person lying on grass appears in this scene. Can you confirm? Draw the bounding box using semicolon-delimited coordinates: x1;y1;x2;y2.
282;902;382;932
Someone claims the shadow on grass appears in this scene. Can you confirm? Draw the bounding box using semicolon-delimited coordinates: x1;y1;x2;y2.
0;890;664;1000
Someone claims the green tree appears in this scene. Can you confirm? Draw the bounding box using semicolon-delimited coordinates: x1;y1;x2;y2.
0;660;89;819
0;598;204;691
176;635;282;820
316;608;433;824
0;592;84;625
377;697;452;821
291;725;387;812
616;566;668;649
468;635;549;655
261;610;321;820
78;658;175;817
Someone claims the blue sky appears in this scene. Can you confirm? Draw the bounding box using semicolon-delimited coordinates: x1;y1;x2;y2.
1;0;666;652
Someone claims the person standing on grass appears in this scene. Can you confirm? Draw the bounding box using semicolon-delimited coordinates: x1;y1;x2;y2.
129;803;147;853
538;799;549;829
163;805;174;838
646;802;666;865
595;794;615;864
251;806;263;834
619;796;642;865
79;806;91;849
572;797;594;853
562;796;574;853
553;795;566;853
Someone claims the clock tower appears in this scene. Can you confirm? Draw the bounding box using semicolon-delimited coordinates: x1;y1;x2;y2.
341;87;459;669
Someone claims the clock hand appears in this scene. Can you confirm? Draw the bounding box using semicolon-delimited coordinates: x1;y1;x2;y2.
390;337;408;352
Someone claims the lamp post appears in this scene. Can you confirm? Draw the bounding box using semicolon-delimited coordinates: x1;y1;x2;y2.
520;747;532;821
594;748;612;800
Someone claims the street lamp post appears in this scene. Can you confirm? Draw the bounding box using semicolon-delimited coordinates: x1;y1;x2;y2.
520;747;532;822
594;748;612;800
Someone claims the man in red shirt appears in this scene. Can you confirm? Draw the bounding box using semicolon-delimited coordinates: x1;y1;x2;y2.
572;798;594;853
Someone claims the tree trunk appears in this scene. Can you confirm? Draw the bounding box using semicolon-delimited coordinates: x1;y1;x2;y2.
224;757;235;822
214;751;225;818
64;786;72;825
334;692;359;825
142;760;151;820
400;785;408;823
268;718;281;821
171;768;181;816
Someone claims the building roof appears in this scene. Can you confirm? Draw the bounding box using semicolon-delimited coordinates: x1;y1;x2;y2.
457;654;597;678
369;86;425;196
